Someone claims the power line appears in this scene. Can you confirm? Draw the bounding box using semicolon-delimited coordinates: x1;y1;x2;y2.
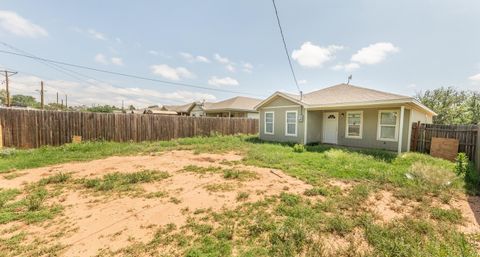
0;49;264;98
271;0;302;97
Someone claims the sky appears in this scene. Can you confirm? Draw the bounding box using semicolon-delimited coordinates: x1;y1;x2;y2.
0;0;479;108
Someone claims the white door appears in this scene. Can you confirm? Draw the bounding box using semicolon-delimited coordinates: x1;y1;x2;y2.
323;112;338;144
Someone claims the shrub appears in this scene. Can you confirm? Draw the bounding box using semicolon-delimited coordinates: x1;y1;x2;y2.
293;144;305;153
455;153;469;176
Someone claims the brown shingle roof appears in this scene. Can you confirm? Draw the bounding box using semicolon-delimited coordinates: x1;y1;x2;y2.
162;102;195;113
255;83;436;115
204;96;261;112
301;83;410;105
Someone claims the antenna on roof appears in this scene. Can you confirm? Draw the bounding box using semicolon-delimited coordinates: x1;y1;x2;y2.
347;75;353;85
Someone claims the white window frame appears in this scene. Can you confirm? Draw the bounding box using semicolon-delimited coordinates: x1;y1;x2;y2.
377;110;400;142
264;111;274;135
285;110;298;137
345;111;363;139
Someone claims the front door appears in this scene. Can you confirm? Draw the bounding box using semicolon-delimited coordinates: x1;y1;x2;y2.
323;112;338;144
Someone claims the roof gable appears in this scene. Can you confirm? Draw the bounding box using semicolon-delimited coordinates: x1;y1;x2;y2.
204;96;261;112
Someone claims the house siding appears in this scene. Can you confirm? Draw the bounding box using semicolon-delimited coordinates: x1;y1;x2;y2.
259;104;304;143
307;108;411;152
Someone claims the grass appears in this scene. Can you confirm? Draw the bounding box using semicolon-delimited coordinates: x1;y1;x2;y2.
82;170;170;192
1;135;478;256
0;187;63;224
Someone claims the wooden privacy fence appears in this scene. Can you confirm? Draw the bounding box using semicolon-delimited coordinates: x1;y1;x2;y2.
0;109;259;148
410;122;478;160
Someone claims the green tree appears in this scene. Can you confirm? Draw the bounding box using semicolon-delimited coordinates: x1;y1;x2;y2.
86;105;120;113
415;87;470;124
0;89;7;105
466;92;480;124
11;94;39;108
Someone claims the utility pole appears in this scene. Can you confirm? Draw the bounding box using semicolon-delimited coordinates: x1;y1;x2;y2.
56;92;59;105
61;99;64;108
122;100;124;111
2;70;17;107
40;81;44;109
65;94;68;109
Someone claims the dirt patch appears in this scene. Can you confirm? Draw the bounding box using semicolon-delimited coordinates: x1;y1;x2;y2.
0;150;311;256
367;190;415;223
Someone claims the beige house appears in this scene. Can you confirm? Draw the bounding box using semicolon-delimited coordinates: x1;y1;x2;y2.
255;83;436;154
190;96;261;118
162;103;195;116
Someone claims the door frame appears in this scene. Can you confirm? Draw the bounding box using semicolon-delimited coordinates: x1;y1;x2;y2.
323;112;339;144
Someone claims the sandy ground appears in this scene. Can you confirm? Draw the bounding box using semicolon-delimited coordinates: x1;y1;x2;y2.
0;151;311;256
1;150;479;256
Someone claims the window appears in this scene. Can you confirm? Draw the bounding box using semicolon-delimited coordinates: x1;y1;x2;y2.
345;111;363;139
377;110;399;141
285;111;297;136
264;112;274;134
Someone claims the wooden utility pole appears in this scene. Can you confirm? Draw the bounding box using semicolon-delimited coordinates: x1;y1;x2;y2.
65;94;68;109
40;81;44;109
5;71;9;107
56;92;59;105
2;70;17;107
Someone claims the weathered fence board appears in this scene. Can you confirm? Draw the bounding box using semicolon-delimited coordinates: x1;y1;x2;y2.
0;109;259;148
411;122;478;160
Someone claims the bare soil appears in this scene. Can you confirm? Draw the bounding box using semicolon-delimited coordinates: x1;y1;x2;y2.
1;150;479;256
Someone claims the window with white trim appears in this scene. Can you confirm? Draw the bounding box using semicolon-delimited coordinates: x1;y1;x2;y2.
346;111;362;139
377;110;399;141
264;112;274;134
285;111;297;136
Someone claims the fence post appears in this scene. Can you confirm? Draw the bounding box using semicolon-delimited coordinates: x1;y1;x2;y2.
476;123;480;172
0;123;3;148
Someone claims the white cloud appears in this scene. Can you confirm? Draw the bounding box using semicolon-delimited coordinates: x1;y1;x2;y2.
298;79;307;85
469;73;480;82
111;57;123;66
87;29;106;40
292;42;343;68
214;53;230;64
94;54;108;65
242;62;253;73
351;42;399;65
226;64;236;72
208;76;239;87
8;75;216;108
148;50;159;56
332;62;360;72
151;64;194;81
0;10;47;38
180;52;211;63
407;83;417;89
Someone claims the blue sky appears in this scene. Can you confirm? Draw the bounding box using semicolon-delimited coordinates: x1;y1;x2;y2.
0;0;479;107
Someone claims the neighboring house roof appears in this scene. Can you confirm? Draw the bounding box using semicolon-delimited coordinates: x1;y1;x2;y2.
203;96;262;112
162;102;195;113
255;83;436;115
143;108;178;115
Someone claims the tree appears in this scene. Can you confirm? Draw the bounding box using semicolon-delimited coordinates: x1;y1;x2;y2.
416;87;479;125
0;89;7;105
86;105;120;113
11;94;39;108
128;105;136;111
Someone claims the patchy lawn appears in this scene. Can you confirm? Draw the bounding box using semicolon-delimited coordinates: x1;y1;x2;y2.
0;135;479;256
